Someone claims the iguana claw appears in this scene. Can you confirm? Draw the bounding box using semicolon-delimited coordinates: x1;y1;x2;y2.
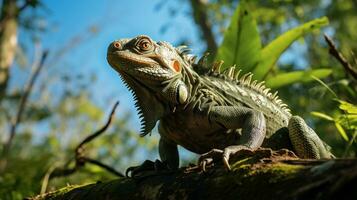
222;145;250;170
198;145;250;171
198;149;223;172
125;159;167;178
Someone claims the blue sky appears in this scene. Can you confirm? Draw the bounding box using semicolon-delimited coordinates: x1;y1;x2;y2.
3;0;208;164
23;0;203;133
17;1;313;125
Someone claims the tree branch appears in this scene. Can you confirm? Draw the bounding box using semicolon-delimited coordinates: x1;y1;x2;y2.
324;34;357;80
0;50;48;172
75;101;119;155
30;149;357;200
44;101;123;193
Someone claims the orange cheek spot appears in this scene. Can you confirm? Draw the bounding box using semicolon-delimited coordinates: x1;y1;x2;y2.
173;60;181;72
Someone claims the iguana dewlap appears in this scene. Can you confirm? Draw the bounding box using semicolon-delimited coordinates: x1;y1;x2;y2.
107;35;334;171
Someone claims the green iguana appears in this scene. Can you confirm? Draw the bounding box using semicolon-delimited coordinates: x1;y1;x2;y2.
107;35;334;174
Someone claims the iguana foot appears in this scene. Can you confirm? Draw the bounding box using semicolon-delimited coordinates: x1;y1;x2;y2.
198;149;222;172
126;159;168;178
198;145;250;171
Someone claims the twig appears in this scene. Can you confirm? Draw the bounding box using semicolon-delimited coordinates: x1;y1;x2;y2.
1;50;48;161
324;34;357;80
75;101;119;156
82;156;124;177
43;101;123;192
40;163;59;194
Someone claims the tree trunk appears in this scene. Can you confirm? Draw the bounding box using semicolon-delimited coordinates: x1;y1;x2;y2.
0;0;18;101
30;148;357;200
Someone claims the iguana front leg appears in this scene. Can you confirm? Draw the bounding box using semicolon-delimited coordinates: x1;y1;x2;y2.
199;106;266;170
126;124;179;177
158;130;179;170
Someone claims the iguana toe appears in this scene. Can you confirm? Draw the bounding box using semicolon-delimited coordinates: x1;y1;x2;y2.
125;159;168;178
222;145;251;171
198;146;252;171
198;149;223;172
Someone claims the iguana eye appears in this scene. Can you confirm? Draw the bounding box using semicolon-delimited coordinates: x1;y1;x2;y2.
113;41;121;49
137;38;153;52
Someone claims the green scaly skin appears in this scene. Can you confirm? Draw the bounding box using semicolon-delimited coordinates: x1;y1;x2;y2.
107;35;334;173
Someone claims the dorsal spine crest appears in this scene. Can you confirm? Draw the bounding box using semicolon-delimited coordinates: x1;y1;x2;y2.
203;63;290;113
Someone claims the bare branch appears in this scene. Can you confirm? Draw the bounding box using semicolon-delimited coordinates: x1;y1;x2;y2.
42;101;123;193
82;156;124;177
1;49;48;163
324;34;357;80
40;163;60;194
75;101;119;155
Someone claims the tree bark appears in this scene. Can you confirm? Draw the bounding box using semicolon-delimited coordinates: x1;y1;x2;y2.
0;0;18;101
30;148;357;200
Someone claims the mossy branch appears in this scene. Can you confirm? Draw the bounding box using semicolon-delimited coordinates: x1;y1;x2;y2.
30;149;357;200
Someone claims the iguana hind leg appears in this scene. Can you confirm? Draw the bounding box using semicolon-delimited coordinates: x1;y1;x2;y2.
288;116;334;159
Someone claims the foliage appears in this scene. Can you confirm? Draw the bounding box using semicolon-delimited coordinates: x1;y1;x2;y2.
215;1;331;88
190;0;357;157
215;1;261;73
312;99;357;155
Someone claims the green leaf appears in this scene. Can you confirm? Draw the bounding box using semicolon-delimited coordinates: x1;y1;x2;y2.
253;17;329;80
215;0;261;72
265;69;332;88
334;122;349;141
311;111;334;121
311;75;338;98
336;100;357;114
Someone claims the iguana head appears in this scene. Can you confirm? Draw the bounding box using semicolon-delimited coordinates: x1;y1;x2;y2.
107;35;191;136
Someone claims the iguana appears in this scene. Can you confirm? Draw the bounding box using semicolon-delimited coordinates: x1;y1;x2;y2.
107;35;334;173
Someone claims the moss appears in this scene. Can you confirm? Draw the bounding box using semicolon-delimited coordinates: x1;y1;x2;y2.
240;162;303;182
266;163;303;174
31;183;89;200
264;163;304;183
230;158;252;169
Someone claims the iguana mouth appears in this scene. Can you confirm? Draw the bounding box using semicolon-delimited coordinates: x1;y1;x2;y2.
107;51;173;81
108;50;158;68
